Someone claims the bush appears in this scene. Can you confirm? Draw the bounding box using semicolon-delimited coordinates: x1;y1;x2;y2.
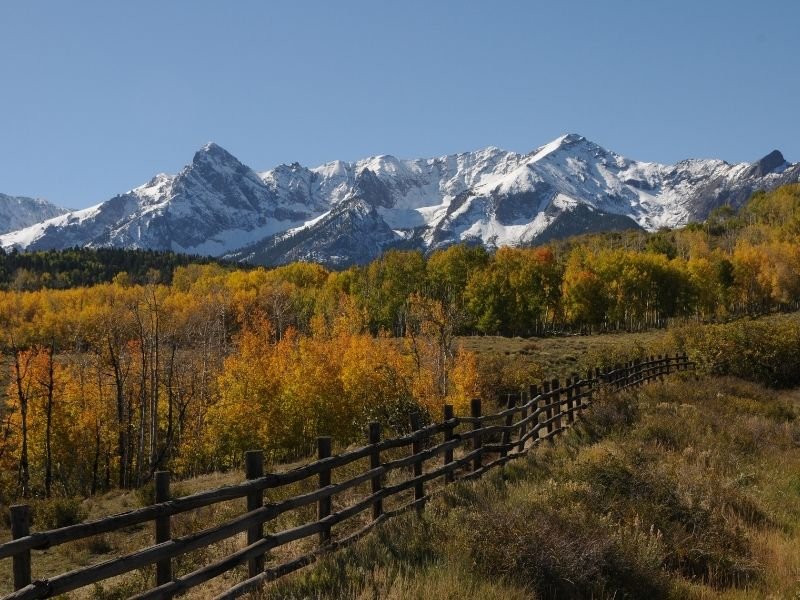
475;352;545;405
446;472;669;599
672;314;800;388
572;447;761;588
75;533;114;554
572;392;639;443
32;497;88;529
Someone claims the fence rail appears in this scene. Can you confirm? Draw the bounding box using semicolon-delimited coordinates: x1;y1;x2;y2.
0;353;692;600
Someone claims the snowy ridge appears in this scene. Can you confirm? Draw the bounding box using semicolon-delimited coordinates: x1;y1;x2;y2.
2;134;798;266
0;194;69;235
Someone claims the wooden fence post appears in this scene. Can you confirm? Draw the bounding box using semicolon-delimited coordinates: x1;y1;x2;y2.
500;394;516;458
470;398;483;474
517;391;528;453
409;412;425;512
574;374;583;413
368;423;383;520
552;378;562;435
531;384;542;442
443;405;455;483
585;369;593;406
317;437;332;547
566;378;575;425
622;360;631;389
10;504;31;591
542;381;553;438
154;471;172;588
657;355;664;382
245;450;265;577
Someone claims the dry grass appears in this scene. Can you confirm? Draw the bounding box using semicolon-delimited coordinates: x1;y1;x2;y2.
458;329;671;378
254;376;800;600
0;471;248;598
3;371;799;599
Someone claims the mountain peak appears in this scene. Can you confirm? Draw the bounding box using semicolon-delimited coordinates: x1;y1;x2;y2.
751;149;786;177
530;133;592;161
192;142;240;167
558;133;586;144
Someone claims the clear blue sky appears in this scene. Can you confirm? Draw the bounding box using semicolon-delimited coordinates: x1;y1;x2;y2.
1;0;798;209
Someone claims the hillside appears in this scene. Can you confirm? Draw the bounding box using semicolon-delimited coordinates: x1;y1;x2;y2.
258;376;800;600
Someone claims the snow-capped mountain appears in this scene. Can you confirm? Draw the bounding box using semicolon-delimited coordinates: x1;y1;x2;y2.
0;143;320;255
0;194;68;235
2;134;798;266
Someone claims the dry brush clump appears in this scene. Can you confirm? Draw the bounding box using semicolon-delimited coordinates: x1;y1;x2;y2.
672;313;800;388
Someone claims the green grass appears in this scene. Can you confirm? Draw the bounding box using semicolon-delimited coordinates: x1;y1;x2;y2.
256;376;800;600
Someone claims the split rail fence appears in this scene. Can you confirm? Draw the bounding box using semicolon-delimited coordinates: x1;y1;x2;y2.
1;353;692;600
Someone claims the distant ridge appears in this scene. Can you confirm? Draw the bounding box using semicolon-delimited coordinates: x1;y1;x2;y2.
0;194;68;235
2;135;798;266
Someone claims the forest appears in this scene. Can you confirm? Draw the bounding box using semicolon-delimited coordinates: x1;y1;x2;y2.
1;184;799;503
0;247;227;291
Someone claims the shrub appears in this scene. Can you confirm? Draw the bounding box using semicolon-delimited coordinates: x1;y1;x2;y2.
75;534;114;554
672;315;800;388
32;497;88;529
572;392;639;443
453;487;669;598
474;352;545;405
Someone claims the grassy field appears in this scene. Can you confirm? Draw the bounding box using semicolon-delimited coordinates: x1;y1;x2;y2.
255;376;800;600
458;329;672;375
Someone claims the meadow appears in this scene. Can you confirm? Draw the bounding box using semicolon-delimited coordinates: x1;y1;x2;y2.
255;375;800;600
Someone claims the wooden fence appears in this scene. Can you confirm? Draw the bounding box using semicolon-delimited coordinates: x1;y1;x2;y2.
0;353;692;600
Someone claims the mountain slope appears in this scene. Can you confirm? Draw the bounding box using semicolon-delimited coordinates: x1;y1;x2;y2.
233;196;401;268
2;135;798;266
0;194;68;235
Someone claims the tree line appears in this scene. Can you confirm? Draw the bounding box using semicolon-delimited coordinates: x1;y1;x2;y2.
0;246;228;291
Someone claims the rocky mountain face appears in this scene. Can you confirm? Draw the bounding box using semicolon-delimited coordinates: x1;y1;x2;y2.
2;135;798;266
0;194;68;235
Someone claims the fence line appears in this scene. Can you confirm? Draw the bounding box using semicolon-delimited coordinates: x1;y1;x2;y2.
0;353;693;600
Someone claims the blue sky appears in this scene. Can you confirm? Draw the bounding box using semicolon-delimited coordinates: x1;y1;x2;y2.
1;0;798;209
